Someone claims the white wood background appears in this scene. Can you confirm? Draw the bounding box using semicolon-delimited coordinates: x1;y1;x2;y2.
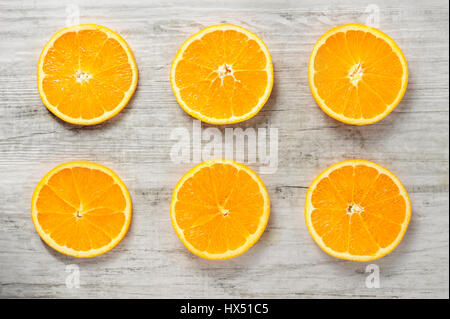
0;0;448;299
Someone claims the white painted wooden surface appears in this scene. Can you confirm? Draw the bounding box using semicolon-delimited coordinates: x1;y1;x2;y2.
0;0;448;298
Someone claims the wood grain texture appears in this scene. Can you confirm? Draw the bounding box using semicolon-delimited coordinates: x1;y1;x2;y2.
0;0;448;298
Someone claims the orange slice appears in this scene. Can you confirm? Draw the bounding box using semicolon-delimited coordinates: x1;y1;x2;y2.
31;161;132;257
37;24;138;125
170;159;270;260
305;160;411;261
170;25;273;124
308;24;408;125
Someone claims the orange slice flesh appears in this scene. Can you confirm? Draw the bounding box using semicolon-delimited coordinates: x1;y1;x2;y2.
170;159;270;260
305;160;411;261
31;161;132;257
309;24;408;125
37;24;138;125
171;25;273;124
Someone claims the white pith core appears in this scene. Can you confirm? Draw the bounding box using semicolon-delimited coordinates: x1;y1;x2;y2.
348;63;364;86
216;64;233;78
220;207;229;216
75;70;92;83
215;64;240;85
346;203;364;216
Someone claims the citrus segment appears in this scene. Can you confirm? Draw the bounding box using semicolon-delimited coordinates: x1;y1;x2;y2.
305;160;411;261
31;161;132;257
37;24;138;125
309;24;408;125
171;25;273;124
170;159;270;260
